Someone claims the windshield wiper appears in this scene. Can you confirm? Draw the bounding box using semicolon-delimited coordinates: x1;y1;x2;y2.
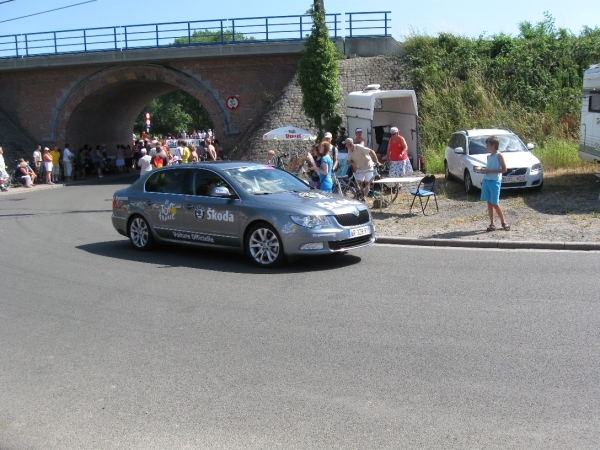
251;191;272;195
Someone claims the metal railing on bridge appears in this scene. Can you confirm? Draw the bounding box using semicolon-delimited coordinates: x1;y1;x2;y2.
0;11;390;59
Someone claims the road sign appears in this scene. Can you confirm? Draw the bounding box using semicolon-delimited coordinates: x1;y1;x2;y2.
226;96;240;111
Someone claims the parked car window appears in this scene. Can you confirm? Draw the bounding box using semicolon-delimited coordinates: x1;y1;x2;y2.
590;93;600;112
145;169;185;194
469;135;528;155
456;134;467;151
448;134;459;149
189;169;236;197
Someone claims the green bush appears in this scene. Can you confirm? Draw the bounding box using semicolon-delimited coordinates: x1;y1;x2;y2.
402;14;600;170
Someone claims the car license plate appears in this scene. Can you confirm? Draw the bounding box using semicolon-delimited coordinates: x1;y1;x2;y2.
502;175;526;183
348;225;370;238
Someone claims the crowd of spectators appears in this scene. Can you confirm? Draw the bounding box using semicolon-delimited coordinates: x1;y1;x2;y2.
0;131;225;190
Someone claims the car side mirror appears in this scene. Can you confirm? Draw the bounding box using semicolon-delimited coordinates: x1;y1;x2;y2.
211;186;234;198
526;143;535;150
454;147;465;154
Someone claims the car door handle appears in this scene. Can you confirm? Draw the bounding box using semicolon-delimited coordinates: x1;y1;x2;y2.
145;201;154;206
184;204;194;209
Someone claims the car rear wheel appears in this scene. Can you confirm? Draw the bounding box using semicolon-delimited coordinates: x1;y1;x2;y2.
129;215;154;251
245;223;285;268
464;170;475;194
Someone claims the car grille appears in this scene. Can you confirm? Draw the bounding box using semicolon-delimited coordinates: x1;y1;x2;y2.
328;235;373;251
504;168;528;176
501;182;527;187
334;210;370;227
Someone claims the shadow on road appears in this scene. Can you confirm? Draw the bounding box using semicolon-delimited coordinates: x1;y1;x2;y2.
77;240;363;274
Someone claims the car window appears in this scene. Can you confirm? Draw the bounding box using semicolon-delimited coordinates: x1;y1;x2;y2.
145;169;185;194
189;169;236;197
448;134;458;149
456;135;467;150
223;166;310;194
589;93;600;112
468;134;528;155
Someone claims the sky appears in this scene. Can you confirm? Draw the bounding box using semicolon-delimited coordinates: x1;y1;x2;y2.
0;0;598;40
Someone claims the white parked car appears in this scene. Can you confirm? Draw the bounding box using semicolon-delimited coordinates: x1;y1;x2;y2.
444;129;543;193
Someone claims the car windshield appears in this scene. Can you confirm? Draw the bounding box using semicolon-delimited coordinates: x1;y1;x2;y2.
468;134;528;155
223;165;310;194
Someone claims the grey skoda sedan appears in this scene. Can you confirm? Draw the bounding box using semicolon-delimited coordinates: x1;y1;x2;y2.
112;162;375;267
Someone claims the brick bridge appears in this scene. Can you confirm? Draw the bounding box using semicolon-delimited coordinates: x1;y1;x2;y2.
0;37;399;157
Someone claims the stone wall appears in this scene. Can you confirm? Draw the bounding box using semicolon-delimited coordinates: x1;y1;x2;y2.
229;54;412;162
0;108;37;164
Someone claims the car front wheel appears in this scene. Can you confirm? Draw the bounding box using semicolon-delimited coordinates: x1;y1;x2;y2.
129;215;154;251
464;170;475;194
245;223;285;268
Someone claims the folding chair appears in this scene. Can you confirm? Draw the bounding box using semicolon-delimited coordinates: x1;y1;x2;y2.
409;175;438;215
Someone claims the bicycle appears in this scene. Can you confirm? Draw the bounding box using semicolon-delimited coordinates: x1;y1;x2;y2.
332;172;357;199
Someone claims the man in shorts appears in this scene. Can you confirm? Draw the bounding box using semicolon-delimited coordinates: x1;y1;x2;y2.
344;138;382;198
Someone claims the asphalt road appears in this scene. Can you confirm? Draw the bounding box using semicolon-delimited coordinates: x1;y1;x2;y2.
1;178;599;449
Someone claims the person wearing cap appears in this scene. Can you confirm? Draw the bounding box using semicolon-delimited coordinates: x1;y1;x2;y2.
42;147;54;185
323;132;339;172
386;126;413;177
344;137;381;198
354;128;366;146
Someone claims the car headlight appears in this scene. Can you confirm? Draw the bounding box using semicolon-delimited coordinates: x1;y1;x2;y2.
531;163;542;171
290;215;331;229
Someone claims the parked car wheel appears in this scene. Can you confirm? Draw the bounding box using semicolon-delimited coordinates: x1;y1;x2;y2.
444;161;451;180
129;215;154;251
464;170;475;194
245;222;285;268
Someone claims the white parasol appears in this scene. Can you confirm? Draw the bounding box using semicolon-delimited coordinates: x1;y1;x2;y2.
263;126;316;141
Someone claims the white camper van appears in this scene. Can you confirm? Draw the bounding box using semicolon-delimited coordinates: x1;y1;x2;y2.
579;63;600;163
345;85;421;170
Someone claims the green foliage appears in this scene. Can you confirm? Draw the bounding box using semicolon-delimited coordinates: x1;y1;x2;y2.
173;29;253;45
402;14;600;167
297;5;342;138
134;90;213;136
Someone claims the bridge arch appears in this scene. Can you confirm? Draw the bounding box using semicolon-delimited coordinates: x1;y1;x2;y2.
51;64;235;150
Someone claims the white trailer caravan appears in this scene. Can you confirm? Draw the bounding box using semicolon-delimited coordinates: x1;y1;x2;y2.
579;63;600;163
345;85;421;170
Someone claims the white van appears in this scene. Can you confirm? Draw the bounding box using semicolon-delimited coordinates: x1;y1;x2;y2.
579;63;600;163
345;85;421;170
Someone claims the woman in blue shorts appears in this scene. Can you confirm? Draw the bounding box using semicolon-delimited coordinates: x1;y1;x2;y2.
477;135;510;231
311;141;333;192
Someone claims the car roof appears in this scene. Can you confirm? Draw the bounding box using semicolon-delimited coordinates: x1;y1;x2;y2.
156;161;268;172
458;128;514;137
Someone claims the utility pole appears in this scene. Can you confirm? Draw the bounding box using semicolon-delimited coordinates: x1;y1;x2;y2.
313;0;326;30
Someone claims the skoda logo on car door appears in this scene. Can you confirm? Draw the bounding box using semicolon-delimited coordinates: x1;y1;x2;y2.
195;206;205;221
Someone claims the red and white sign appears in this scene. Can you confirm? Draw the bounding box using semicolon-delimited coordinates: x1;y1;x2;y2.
263;126;316;141
226;96;240;110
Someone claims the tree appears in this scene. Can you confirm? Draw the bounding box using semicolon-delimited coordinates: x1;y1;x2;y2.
134;90;213;136
173;29;253;46
297;3;342;140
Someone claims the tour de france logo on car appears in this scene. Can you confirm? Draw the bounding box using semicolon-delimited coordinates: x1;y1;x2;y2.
159;200;177;221
195;205;205;221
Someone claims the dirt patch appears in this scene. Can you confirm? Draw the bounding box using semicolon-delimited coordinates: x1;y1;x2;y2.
370;170;600;242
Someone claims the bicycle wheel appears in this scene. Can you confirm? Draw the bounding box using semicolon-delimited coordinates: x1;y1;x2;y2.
340;182;357;199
